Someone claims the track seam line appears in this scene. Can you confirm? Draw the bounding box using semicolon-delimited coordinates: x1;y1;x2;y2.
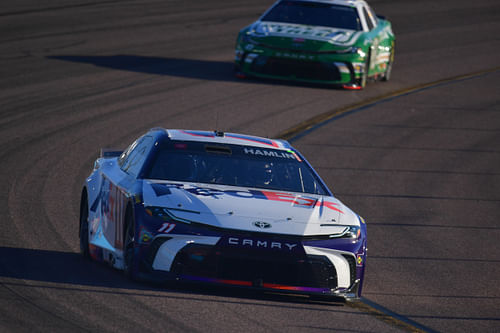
347;298;439;333
277;66;500;143
0;280;92;332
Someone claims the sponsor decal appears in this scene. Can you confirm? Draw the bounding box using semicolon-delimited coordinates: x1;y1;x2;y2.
356;254;364;266
243;147;296;160
275;51;314;60
255;22;361;45
227;237;298;251
139;228;153;244
98;176;127;249
150;183;344;214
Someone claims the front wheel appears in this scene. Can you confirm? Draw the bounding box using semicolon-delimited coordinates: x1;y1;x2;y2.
358;52;371;89
79;194;90;259
234;63;247;79
382;42;395;82
344;52;371;90
123;209;138;280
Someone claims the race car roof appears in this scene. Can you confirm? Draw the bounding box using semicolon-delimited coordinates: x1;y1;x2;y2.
273;0;367;7
163;129;292;150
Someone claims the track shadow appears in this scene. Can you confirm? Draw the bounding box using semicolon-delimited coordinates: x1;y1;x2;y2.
48;55;237;82
47;54;337;90
0;246;343;308
0;246;136;289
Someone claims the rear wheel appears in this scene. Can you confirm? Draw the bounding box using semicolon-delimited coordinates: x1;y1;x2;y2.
79;193;90;259
123;207;137;280
344;52;371;90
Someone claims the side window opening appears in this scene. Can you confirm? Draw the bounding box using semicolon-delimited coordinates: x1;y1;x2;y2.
118;139;139;168
119;135;153;177
362;7;376;31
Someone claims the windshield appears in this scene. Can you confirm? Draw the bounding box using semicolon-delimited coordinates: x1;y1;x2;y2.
262;1;361;31
146;141;328;195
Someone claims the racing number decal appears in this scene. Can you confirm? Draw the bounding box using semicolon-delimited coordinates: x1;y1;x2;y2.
158;223;176;233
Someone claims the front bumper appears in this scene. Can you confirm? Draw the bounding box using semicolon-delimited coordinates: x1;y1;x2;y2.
138;229;366;300
235;47;365;86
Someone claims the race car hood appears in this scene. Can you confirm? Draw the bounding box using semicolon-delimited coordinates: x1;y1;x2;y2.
247;21;363;47
143;180;359;236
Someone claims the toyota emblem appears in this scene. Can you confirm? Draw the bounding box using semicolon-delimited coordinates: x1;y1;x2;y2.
253;221;271;229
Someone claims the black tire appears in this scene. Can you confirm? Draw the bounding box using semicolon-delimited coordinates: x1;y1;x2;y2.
357;51;371;89
234;63;247;79
382;42;395;82
79;193;90;259
123;207;137;280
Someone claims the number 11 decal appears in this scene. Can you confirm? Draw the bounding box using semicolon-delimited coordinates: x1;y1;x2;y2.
158;223;175;233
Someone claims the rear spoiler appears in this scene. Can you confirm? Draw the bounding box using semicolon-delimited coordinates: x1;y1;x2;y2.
100;148;123;158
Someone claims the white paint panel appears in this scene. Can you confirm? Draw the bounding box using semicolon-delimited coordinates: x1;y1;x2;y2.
152;235;220;272
304;246;353;288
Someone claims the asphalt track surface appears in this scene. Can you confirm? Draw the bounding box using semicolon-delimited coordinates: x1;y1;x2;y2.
0;0;499;332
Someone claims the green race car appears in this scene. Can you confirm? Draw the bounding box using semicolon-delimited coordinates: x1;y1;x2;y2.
235;0;395;89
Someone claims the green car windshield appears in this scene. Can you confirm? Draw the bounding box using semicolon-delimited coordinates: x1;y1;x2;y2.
262;1;362;31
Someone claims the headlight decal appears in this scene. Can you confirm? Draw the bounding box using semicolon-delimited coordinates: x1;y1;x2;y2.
328;225;361;239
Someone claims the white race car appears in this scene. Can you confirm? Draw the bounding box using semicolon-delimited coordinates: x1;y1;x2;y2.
79;128;367;299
